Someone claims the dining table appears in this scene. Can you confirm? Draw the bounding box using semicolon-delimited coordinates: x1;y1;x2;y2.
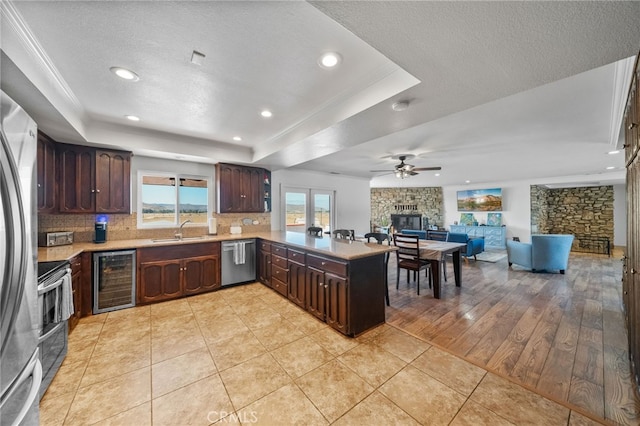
418;240;467;299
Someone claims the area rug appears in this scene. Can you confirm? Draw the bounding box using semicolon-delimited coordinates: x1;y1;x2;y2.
475;250;508;263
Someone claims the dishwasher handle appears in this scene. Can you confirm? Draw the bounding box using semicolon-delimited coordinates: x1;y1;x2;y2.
222;240;255;251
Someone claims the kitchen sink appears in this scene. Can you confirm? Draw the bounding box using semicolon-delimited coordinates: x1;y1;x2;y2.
151;236;206;243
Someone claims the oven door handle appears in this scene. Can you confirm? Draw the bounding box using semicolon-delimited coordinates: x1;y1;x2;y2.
37;270;69;295
39;320;65;342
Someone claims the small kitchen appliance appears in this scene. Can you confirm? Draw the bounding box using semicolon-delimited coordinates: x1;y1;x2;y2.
94;221;107;243
38;231;74;247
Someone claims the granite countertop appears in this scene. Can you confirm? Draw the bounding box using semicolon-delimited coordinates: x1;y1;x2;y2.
37;231;395;262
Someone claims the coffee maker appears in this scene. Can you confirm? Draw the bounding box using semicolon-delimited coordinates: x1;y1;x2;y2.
94;221;107;243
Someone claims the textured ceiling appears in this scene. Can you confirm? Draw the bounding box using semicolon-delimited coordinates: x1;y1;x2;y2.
1;1;639;186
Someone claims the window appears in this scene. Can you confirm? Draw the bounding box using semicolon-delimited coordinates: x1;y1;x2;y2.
137;172;211;228
282;187;334;233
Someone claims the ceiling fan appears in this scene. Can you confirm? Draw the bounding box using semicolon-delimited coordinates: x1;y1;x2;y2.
370;155;441;179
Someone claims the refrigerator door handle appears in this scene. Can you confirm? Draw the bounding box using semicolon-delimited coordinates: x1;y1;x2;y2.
0;131;28;355
0;350;42;426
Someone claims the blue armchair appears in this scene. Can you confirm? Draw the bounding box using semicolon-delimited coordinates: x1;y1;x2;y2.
506;234;574;274
447;232;484;260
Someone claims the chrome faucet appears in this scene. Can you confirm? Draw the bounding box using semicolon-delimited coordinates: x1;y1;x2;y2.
175;219;192;240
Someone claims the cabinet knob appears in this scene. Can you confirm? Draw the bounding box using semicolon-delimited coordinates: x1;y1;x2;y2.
321;261;326;266
91;189;95;193
324;285;328;289
632;269;636;274
319;282;323;286
37;184;41;188
96;189;100;193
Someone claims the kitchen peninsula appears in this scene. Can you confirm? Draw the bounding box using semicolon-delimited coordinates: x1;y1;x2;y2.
38;231;395;337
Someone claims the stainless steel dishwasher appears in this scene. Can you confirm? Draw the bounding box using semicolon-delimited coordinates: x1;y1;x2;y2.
221;239;256;286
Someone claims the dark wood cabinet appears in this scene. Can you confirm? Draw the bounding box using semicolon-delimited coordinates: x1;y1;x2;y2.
139;259;182;303
95;149;131;213
216;163;269;213
57;143;131;214
306;254;349;332
306;266;326;321
288;249;306;308
138;242;221;304
258;241;272;287
36;132;57;213
624;54;640;392
183;255;220;295
58;143;95;213
68;255;82;333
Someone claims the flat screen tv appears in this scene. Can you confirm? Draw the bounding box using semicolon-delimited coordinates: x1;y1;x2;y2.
457;188;502;211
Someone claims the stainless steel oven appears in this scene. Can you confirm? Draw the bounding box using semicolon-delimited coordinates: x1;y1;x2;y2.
37;261;72;398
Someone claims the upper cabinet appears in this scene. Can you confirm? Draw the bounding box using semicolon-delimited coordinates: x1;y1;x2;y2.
36;132;57;213
56;142;132;214
216;163;271;213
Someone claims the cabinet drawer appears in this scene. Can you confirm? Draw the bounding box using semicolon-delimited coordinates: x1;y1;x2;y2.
272;254;288;269
272;264;289;282
307;254;347;277
272;276;288;297
259;240;272;253
288;249;305;264
272;244;287;257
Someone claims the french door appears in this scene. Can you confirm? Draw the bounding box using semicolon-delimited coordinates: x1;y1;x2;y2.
282;187;334;234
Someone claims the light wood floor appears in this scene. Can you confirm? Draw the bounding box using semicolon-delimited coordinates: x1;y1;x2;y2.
385;248;640;425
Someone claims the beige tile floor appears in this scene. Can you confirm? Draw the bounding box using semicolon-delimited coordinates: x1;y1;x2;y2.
40;283;606;425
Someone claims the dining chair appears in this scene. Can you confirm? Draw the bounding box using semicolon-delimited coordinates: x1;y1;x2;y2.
307;226;323;237
333;229;355;240
426;230;449;282
392;233;431;295
364;232;391;306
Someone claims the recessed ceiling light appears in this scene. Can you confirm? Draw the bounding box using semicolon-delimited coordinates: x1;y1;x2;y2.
318;52;342;69
608;150;620;155
125;115;140;121
110;67;139;81
435;173;440;177
465;180;471;184
606;166;616;170
233;136;242;141
261;110;273;118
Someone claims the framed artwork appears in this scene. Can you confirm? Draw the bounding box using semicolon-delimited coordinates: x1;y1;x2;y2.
487;212;502;227
459;213;475;226
457;188;503;211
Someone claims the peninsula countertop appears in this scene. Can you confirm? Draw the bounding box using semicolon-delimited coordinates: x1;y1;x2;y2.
37;231;396;262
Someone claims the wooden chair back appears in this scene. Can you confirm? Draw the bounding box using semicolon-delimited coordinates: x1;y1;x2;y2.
307;226;323;236
333;229;354;240
393;233;421;262
364;232;391;245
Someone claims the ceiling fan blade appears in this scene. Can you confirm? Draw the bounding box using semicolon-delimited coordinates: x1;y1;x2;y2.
370;169;394;172
413;166;442;171
408;170;419;176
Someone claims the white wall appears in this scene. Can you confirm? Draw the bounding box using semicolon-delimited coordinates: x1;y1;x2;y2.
443;181;532;242
270;169;371;235
442;175;627;245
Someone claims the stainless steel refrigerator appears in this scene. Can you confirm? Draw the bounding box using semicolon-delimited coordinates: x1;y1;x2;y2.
0;91;42;425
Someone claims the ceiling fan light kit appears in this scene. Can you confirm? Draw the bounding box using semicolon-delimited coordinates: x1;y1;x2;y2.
371;154;441;179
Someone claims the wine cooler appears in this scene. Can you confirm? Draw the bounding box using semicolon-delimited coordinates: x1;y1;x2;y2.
93;250;136;314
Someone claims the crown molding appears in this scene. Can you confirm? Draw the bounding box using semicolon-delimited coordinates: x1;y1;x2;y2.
1;1;83;112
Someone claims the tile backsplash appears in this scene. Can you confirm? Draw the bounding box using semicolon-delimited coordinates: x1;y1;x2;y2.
38;213;271;242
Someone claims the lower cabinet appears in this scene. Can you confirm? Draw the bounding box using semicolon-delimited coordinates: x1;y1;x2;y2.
256;239;385;336
306;254;349;334
288;249;306;308
138;242;221;304
258;241;272;287
68;255;82;333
